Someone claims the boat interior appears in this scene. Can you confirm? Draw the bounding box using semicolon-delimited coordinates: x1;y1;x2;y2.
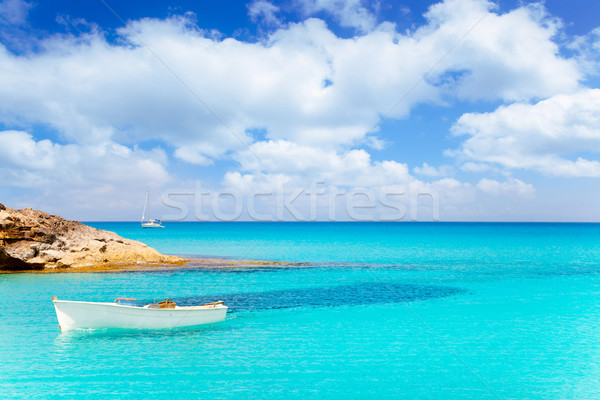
113;297;225;309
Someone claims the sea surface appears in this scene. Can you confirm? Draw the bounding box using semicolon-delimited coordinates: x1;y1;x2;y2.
2;222;600;399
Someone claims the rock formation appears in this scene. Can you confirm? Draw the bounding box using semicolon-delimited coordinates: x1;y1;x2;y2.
0;203;183;271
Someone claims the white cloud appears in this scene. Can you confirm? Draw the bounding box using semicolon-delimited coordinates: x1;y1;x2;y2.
477;178;535;197
460;162;493;173
420;0;579;101
364;136;386;150
0;0;581;165
221;140;534;221
568;27;600;77
0;130;60;170
297;0;377;33
173;143;223;166
0;132;538;221
413;162;453;177
0;130;171;217
0;0;31;25
0;0;589;220
450;88;600;177
0;131;170;187
235;140;413;187
248;0;282;26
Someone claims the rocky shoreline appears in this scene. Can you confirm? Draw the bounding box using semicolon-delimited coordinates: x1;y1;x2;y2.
0;203;184;272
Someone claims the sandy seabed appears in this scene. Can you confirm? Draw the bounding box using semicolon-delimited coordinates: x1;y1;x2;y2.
0;256;303;274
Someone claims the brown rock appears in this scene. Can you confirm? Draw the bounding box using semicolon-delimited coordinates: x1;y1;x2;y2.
0;246;43;270
0;204;183;271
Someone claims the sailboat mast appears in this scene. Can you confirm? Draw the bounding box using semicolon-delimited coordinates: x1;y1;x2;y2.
146;189;150;223
141;191;147;222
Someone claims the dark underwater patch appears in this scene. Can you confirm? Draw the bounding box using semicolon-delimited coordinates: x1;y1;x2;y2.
162;282;466;313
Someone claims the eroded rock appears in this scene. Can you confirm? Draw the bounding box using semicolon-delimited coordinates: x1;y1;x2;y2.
0;203;183;271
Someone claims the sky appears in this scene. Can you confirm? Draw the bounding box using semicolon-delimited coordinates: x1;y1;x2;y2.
0;0;599;221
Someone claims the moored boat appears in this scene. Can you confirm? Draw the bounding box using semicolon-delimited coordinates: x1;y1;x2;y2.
141;189;165;228
52;297;227;331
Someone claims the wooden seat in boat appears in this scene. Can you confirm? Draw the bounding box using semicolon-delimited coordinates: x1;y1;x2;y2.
201;301;224;307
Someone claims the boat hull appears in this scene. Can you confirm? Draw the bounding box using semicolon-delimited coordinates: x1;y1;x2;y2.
141;223;164;228
53;300;227;331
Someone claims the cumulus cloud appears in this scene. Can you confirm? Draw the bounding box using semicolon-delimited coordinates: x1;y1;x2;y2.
297;0;377;33
0;130;61;170
413;162;453;177
0;0;581;164
568;27;600;77
235;140;413;187
477;178;535;197
212;164;533;221
248;0;282;27
0;0;587;220
0;131;170;186
0;130;171;217
420;0;579;101
450;89;600;177
211;139;530;221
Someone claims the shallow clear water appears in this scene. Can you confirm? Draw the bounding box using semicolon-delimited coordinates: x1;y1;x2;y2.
2;222;600;399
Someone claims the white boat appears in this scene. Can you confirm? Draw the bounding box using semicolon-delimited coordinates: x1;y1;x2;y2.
141;220;164;228
141;189;164;228
52;297;227;331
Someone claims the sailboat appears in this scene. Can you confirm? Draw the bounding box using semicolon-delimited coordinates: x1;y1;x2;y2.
141;189;165;228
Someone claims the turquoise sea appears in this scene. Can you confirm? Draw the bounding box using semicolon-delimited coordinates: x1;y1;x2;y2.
2;222;600;399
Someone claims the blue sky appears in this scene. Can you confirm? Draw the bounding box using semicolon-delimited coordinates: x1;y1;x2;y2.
0;0;599;221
